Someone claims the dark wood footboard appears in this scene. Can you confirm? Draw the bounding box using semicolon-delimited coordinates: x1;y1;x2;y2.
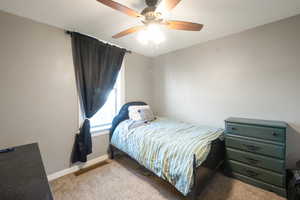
187;139;225;200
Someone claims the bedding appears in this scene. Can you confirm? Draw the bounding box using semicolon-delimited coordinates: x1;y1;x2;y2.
111;117;223;195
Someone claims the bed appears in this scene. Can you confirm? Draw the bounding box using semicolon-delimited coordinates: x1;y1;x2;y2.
109;102;225;200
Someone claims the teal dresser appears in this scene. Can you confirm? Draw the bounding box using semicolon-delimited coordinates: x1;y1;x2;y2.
224;117;287;197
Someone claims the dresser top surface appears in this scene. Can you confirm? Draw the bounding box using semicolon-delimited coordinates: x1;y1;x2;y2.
0;143;53;200
225;117;288;128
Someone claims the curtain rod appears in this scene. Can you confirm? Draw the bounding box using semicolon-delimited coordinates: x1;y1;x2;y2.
65;30;132;54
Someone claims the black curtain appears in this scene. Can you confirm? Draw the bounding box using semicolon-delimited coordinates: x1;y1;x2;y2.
70;32;126;163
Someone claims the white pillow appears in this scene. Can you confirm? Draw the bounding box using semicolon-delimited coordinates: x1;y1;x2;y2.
128;105;155;121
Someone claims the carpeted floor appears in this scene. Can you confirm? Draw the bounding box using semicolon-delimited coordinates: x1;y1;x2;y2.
50;156;286;200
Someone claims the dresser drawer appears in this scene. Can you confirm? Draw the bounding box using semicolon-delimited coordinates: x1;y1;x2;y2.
232;173;286;197
225;136;285;159
227;160;284;187
226;123;285;143
226;148;284;173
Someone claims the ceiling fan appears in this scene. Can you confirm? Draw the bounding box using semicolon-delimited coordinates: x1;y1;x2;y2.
97;0;204;39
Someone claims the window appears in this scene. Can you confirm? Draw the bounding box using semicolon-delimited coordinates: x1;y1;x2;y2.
89;68;123;132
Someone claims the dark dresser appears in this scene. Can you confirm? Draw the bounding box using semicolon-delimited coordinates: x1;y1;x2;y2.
224;117;287;197
0;143;53;200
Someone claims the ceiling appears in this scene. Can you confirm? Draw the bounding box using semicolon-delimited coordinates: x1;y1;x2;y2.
1;0;300;57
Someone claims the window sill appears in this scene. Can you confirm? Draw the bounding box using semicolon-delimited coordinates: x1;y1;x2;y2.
91;125;111;137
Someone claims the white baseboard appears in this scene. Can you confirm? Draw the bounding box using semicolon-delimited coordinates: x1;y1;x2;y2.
47;154;109;182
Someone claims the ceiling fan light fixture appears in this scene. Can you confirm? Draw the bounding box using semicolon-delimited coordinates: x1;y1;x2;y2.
137;23;165;45
137;30;149;45
97;0;203;40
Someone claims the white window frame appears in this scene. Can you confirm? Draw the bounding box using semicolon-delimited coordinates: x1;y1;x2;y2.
78;62;125;136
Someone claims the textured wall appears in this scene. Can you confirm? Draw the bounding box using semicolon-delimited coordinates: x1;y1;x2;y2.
124;53;153;106
0;11;77;174
152;15;300;168
0;11;153;174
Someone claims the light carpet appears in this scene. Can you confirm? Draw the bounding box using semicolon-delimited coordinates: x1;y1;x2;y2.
50;156;285;200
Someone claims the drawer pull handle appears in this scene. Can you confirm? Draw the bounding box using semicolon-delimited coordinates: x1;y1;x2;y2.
244;157;260;164
243;144;260;151
272;132;278;137
231;127;238;131
245;170;259;177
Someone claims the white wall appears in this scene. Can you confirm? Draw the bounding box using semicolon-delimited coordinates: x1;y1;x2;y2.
124;53;153;105
0;11;153;174
152;15;300;168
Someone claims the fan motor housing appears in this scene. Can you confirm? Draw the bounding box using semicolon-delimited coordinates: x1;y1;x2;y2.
141;7;162;24
141;6;162;20
141;6;156;16
145;0;159;7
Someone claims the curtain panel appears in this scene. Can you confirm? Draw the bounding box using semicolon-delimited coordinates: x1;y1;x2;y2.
70;32;126;163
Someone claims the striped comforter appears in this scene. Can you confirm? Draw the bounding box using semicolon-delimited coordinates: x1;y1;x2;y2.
111;117;223;195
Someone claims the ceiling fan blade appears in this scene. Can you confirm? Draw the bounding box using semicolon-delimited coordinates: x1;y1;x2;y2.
162;0;182;11
165;20;203;31
97;0;142;18
112;26;146;38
